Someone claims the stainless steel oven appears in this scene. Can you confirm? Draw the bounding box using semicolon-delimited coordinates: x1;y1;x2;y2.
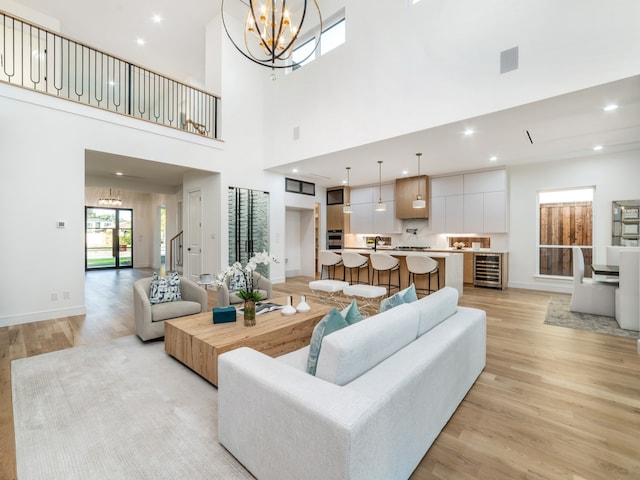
327;229;343;250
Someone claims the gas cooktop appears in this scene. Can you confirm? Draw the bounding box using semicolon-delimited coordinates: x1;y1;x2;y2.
394;246;431;251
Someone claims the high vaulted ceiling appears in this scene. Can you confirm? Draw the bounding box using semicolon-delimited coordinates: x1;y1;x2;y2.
8;0;640;189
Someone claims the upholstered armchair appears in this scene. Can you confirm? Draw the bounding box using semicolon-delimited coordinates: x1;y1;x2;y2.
570;247;616;317
614;250;640;331
216;271;273;308
133;275;208;341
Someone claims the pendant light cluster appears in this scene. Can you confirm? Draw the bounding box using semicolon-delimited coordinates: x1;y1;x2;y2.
412;152;426;209
221;0;322;70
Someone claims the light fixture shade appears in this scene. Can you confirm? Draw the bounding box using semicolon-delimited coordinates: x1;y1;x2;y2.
343;166;352;213
412;198;426;209
221;0;323;69
343;204;352;214
375;201;386;212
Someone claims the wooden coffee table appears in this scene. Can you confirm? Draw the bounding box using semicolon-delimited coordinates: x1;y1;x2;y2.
164;296;331;386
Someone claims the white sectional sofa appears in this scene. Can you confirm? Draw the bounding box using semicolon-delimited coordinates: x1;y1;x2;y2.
217;287;486;480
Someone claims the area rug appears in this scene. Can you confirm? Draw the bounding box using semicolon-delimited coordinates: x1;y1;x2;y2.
544;295;637;338
12;336;254;480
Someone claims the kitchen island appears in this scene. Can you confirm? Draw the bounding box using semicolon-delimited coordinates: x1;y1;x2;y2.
336;249;464;296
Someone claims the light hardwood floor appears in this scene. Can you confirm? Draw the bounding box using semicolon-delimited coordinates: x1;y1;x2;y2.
1;269;639;480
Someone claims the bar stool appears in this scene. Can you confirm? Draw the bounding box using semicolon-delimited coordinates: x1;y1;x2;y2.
341;251;370;285
406;255;440;297
318;250;343;280
370;252;400;296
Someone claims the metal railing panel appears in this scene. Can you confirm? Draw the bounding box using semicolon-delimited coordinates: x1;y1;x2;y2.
1;11;220;140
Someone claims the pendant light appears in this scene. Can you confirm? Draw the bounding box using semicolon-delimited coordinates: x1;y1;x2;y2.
343;167;352;214
412;152;426;208
375;161;386;212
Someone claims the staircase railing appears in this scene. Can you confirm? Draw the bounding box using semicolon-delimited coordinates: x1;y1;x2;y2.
0;10;220;140
169;231;184;273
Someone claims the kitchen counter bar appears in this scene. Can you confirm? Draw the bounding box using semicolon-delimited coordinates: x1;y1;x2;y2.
336;249;464;296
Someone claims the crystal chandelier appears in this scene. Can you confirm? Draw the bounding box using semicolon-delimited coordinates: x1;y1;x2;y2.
375;161;386;212
221;0;322;69
98;188;122;207
343;167;352;214
412;152;426;209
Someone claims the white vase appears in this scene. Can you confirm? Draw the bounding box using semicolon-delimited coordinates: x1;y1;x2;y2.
296;295;311;313
281;295;297;316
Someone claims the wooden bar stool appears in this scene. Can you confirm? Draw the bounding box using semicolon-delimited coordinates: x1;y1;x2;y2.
406;255;439;297
370;252;400;296
318;250;343;280
341;251;370;285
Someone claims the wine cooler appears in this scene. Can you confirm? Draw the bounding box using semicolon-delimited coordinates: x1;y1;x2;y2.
473;253;503;289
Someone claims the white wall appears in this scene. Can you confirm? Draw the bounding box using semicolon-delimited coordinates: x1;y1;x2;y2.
262;0;640;166
0;84;223;326
508;151;640;293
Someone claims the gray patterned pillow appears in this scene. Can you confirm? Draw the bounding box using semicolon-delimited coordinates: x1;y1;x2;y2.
149;272;182;304
229;272;247;292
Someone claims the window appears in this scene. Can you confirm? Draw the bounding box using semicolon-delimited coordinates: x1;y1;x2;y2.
538;188;594;277
291;11;345;71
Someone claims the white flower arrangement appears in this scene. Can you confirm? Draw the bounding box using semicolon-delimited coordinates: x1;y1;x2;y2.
453;242;466;249
216;251;278;302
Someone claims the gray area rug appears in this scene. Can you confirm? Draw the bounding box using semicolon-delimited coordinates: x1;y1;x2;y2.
544;295;638;338
12;336;254;480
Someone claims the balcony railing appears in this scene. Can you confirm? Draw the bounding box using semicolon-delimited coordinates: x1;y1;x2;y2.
0;10;220;140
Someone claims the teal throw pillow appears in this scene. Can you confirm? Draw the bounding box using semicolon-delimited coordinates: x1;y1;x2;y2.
379;292;405;313
399;284;418;303
307;308;350;375
341;299;363;325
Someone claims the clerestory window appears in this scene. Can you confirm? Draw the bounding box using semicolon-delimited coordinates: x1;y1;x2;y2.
291;10;345;71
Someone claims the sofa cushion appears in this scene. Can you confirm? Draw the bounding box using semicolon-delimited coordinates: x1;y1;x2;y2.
315;303;420;385
150;300;202;322
379;292;405;312
306;309;350;375
379;284;418;312
149;272;182;304
414;286;459;336
342;299;364;325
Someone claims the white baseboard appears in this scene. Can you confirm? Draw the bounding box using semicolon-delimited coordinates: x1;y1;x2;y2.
508;281;573;294
0;305;86;328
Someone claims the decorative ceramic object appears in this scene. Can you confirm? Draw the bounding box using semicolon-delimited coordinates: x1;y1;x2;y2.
281;295;297;316
244;300;256;326
296;295;311;313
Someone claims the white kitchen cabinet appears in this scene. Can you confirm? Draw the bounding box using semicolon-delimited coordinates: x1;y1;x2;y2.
349;186;374;204
430;194;463;233
349;202;372;233
430;169;507;233
463;193;484;232
464;169;506;193
483;190;507;232
348;184;400;233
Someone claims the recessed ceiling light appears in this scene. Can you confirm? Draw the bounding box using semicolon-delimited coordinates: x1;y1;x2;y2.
464;128;474;136
137;38;145;46
603;104;618;112
489;156;498;162
115;171;124;176
152;14;163;24
593;145;603;151
341;179;347;185
292;168;298;173
402;169;409;175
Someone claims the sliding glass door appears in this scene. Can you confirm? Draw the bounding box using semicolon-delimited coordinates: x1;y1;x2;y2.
85;207;133;270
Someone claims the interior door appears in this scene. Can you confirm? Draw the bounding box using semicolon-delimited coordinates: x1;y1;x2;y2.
187;190;202;281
